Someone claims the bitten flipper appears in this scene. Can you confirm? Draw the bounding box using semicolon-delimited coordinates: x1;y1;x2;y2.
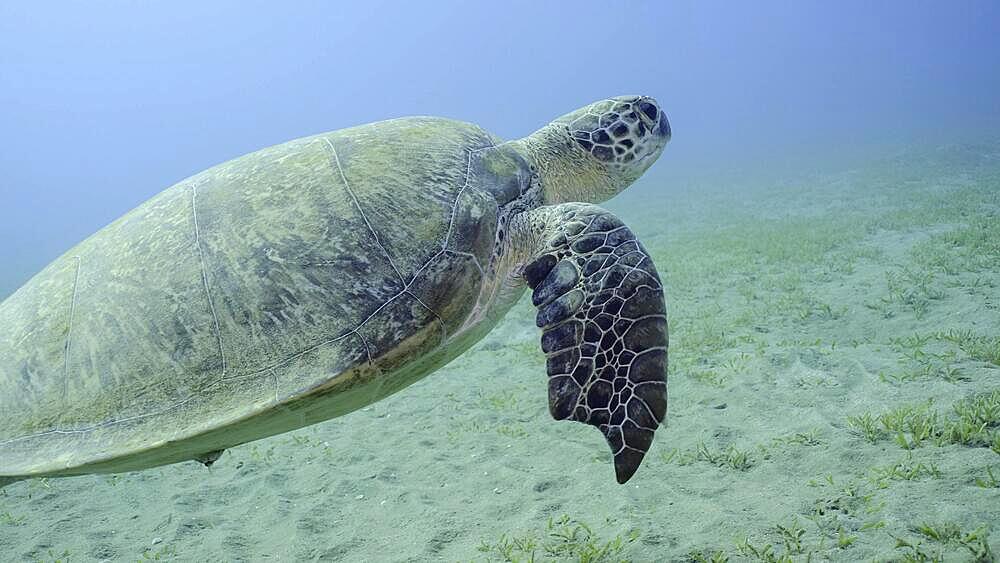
524;204;668;484
194;449;225;467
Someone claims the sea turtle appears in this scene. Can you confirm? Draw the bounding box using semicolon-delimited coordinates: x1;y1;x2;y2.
0;95;671;487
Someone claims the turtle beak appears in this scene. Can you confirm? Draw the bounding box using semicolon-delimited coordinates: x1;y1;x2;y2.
657;111;671;141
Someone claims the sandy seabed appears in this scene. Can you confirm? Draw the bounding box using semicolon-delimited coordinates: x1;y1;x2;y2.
2;143;999;562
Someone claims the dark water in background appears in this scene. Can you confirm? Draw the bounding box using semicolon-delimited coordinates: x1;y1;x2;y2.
1;1;998;299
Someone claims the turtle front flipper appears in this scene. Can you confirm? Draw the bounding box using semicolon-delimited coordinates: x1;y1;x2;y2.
521;203;668;484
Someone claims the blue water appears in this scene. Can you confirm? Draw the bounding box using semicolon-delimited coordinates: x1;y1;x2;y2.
2;1;998;299
1;2;999;561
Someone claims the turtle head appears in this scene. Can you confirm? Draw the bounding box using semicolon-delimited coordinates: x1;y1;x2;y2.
516;95;670;205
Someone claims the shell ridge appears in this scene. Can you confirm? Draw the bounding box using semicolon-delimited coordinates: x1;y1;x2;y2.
0;329;362;445
440;141;499;279
321;137;406;288
191;182;227;379
442;143;496;251
61;255;82;405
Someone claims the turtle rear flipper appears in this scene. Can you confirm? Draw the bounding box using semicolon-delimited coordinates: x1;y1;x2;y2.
194;449;225;467
0;477;24;489
523;204;668;484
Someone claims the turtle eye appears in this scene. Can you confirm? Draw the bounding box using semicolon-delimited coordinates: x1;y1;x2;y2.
639;101;658;121
592;130;611;144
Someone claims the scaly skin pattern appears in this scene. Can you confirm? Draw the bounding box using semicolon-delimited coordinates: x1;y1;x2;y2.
0;117;527;478
513;203;668;484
